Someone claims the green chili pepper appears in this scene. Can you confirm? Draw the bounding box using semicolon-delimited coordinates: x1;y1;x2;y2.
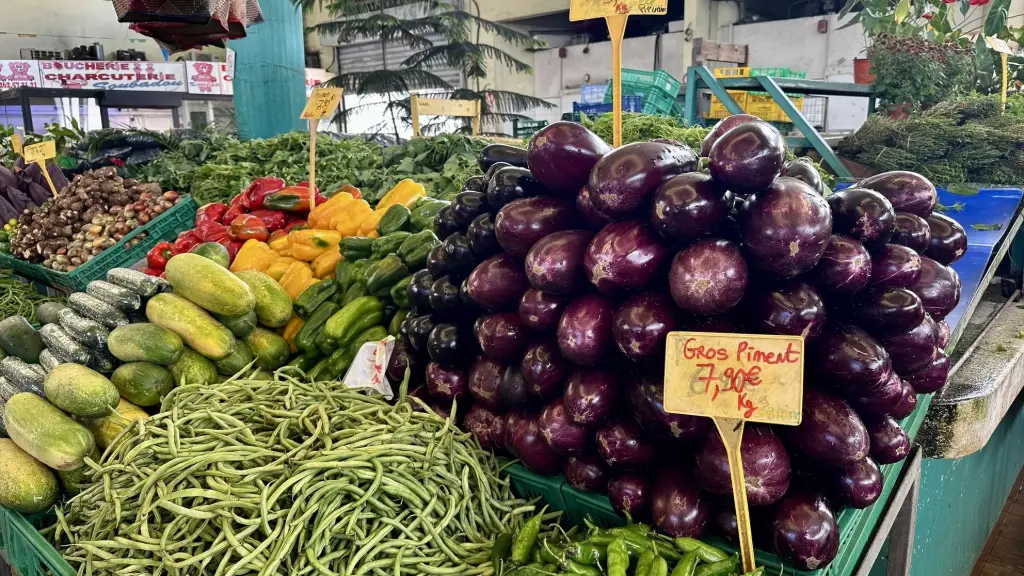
565;542;605;567
670;552;699;576
563;560;602;576
512;510;545;564
607;537;630;576
491;533;513;575
694;554;739;576
635;547;656;576
742;568;765;576
539;540;564;565
674;538;729;563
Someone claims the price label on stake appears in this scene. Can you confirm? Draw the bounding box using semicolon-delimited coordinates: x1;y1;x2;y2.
22;140;59;196
664;332;805;573
300;87;344;210
10;134;22;156
570;0;667;148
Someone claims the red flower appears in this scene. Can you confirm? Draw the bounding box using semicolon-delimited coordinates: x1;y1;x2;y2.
969;0;991;5
942;0;957;3
922;12;934;19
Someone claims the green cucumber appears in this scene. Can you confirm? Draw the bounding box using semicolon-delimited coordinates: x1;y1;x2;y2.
169;347;218;387
107;323;184;366
110;362;174;407
0;438;59;513
214;341;254;376
43;363;119;418
2;392;95;471
36;302;67;326
215;310;257;339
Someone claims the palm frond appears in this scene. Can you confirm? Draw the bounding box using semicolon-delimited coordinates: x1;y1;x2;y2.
456;89;555;114
403;43;531;75
295;0;452;16
309;15;435;48
424;10;542;48
327;70;453;94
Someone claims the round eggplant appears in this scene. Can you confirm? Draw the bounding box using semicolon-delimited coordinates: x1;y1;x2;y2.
889;380;918;419
442;233;476;279
408;269;434;312
462;175;487;193
627;372;712;443
596;419;656;469
474;311;526;363
494;196;576;259
511;414;563;476
904;348;950;394
584;221;669;294
589;141;698;217
699;114;761;156
810;323;892;397
881;314;938;375
576;185;615;230
527;122;611;196
746;279;826;340
613;291;678;361
524;229;593;294
826;457;883;509
740;177;833;277
563;368;618;427
485;161;511;179
909;256;961;320
608;472;652;518
426;243;450;278
519;288;566;331
427;323;467;366
538;398;590;456
463;404;504;451
848;286;925;338
826;187;895;247
869;244;922;288
771;491;839;570
650;172;731;245
468;355;504;411
486;166;545;209
428;275;462;318
891;212;931;254
521;339;569;400
451;191;488;227
669;238;748;316
695;424;791;506
708;120;786;195
937;320;951;349
782;157;825;194
425;361;468;403
564;454;609;492
924;212;968;265
863;413;910;464
406;315;436;352
433;205;462;239
479;143;529;172
784;388;870;466
500;367;534;412
386;340;417;383
467;213;500;258
859;170;937;217
809;234;872;296
465;254;530;311
651;467;712;538
848;371;905;416
556;293;614;366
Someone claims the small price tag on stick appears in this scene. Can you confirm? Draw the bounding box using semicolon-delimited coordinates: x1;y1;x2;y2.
10;134;23;156
300;87;344;210
570;0;667;148
22;140;59;196
664;332;805;573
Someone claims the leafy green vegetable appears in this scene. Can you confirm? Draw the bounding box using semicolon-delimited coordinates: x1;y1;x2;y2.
972;223;1002;231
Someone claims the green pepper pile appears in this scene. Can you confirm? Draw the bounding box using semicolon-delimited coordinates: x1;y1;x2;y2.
497;518;765;576
289;196;443;381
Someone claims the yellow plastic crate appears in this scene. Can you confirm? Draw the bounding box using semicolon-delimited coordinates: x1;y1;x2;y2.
713;67;750;78
744;95;775;121
767;97;803;122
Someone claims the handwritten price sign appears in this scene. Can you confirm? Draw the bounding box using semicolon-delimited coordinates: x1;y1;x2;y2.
569;0;666;19
664;332;804;426
300;87;344;120
23;140;56;165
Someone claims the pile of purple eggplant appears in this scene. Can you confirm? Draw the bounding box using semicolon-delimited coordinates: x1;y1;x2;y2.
0;159;67;221
389;113;963;571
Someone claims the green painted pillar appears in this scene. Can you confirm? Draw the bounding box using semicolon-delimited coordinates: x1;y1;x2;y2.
228;0;306;139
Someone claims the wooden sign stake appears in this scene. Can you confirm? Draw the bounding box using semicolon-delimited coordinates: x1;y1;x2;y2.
606;15;627;148
22;140;58;196
308;118;319;210
714;417;756;573
1001;52;1009;113
300;86;344;211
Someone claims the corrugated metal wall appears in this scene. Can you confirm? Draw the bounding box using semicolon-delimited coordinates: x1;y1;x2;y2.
334;37;464;89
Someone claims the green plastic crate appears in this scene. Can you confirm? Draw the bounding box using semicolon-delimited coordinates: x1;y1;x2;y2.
513;119;548;139
0;195;197;292
505;462;567;511
0;507;73;576
602;69;682;115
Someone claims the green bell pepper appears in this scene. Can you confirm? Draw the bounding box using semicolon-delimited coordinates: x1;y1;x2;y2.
376;204;412;236
324;296;384;345
371;231;413;258
341;236;374;261
294;279;338;319
389;309;410;336
307;348;355;381
365;254;409;298
341;282;369;306
334;259;356;292
294;302;340;354
286;353;322;374
390;276;412;308
397;230;440;270
410;199;450;232
346;325;389;357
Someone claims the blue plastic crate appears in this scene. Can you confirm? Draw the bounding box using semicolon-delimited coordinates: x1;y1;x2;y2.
573;96;643;117
580;84;608;104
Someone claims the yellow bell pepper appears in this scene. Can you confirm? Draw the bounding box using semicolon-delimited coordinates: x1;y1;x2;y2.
377;178;426;212
308;192;356;230
278;261;318;300
357;210;385;237
311;245;342;279
269;232;291;255
230;239;279;273
265;256;298;281
287;229;343;261
332;199;374;237
282;314;305;353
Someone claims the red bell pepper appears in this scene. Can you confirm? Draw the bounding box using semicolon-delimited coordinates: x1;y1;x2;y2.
283;218;307;232
221;203;245;225
228;214;269;242
146;241;175;269
173;230;201;254
141;266;164;277
226;240;244;262
263;186;330;212
195;220;230;243
240;176;286;210
196;202;229;226
295;181;320;195
328;184;362;200
247;209;288;232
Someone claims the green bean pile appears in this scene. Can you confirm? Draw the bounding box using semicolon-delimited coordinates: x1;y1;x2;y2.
0;271;63;323
52;371;535;575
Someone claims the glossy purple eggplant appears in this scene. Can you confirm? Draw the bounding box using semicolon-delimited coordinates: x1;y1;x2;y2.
650;172;731;245
521;339;570;400
746;279;826;340
468;355;505;412
463;405;504;451
589;141;698;217
519;289;567;332
524;229;592;294
465;254;530;311
626;373;712;443
651;467;712;538
584;220;669;293
608;473;652;518
827;187;895;247
848;286;926;337
500;367;534;412
695;424;791;506
538;397;590;456
494;196;576;259
576;185;615;230
863;413;911;464
740;177;833;277
810;323;892;397
826;458;882;509
889;380;918;419
563;368;618;427
527;121;611;196
784;388;870;466
891;212;931;254
924;212;968;265
511;413;563;476
859;170;937;217
909;256;961;320
869;244;922;288
556;293;614;366
699;114;761;156
474;312;527;363
904;348;950;394
771;491;839;570
426;362;468;403
708;120;786;195
596;419;656;469
881;314;938;374
668;238;748;315
564;453;609;492
848;371;905;416
612;291;678;361
809;234;872;296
